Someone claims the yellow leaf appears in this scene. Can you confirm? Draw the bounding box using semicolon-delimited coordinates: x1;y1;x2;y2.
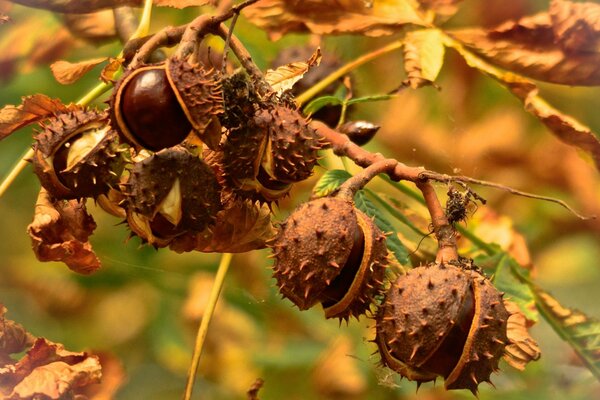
266;47;322;94
403;28;445;88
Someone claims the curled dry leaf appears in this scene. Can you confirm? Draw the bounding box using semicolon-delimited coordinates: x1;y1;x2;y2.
446;37;600;171
266;47;322;94
0;338;101;400
0;94;69;140
503;300;541;371
0;306;36;368
448;11;600;86
100;57;123;83
550;0;600;53
50;57;108;85
62;9;117;45
153;0;212;8
169;198;275;253
243;0;424;39
402;28;445;88
27;189;101;274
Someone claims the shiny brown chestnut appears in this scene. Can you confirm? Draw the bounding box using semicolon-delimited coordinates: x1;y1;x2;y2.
115;66;192;151
111;58;223;152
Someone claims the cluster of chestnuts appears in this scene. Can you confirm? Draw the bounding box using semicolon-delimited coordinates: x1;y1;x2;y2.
31;52;323;249
29;43;513;394
270;188;511;393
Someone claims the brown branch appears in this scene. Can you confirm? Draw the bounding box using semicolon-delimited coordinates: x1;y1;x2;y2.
127;0;258;69
175;0;259;59
126;25;186;66
9;0;141;13
312;121;424;182
337;160;397;199
416;181;459;263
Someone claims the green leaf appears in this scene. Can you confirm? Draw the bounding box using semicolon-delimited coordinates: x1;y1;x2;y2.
303;96;343;115
533;286;600;381
354;191;409;265
403;28;445;88
303;94;397;116
312;169;351;198
346;94;397;106
490;254;538;322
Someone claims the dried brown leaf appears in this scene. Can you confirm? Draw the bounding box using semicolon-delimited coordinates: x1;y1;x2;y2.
27;189;101;274
449;12;600;86
153;0;211;8
0;338;101;399
0;94;69;140
0;306;36;368
550;0;600;53
72;352;125;400
503;300;541;371
170;198;275;253
100;57;122;83
266;47;322;93
22;28;77;74
62;9;116;44
243;0;425;39
0;15;63;83
447;37;600;171
403;28;445;88
9;0;140;13
51;57;107;85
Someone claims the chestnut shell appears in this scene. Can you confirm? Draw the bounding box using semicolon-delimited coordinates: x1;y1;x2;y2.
375;263;509;394
271;197;388;320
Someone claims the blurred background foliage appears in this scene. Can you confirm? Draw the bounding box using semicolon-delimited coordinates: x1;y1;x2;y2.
0;0;599;399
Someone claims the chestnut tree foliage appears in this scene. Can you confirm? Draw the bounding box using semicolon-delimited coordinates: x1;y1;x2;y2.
0;0;599;399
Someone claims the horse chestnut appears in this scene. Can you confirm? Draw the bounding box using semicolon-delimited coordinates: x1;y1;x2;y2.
111;58;223;152
33;108;123;199
271;197;388;320
375;263;509;394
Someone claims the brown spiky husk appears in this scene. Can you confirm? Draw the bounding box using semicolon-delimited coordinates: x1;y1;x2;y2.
123;146;222;245
33;108;123;199
272;197;358;310
166;57;224;149
375;263;509;394
260;106;323;183
323;209;388;320
272;197;387;320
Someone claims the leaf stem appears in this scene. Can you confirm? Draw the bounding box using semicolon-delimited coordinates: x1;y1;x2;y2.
296;40;403;106
0;148;33;198
183;253;233;400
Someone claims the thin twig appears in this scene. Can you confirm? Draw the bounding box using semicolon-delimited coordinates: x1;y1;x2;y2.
184;253;233;400
296;40;403;106
420;171;594;220
0;148;33;199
